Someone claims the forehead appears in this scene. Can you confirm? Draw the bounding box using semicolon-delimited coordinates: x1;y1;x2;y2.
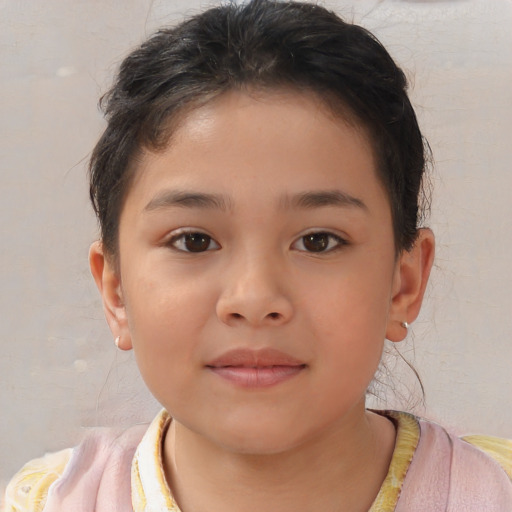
123;89;386;215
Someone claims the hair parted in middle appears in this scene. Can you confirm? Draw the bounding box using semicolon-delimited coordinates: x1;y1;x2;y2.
89;0;430;261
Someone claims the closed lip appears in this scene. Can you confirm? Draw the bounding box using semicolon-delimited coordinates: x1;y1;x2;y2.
205;347;306;368
205;348;307;388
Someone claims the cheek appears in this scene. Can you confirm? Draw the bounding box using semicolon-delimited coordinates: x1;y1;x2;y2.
124;259;216;336
122;268;214;387
304;258;394;336
314;298;385;377
300;262;393;382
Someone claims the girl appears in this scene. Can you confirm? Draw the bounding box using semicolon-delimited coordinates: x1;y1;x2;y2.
3;0;511;510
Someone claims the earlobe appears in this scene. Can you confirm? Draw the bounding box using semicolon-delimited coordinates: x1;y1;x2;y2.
89;241;133;350
386;229;435;342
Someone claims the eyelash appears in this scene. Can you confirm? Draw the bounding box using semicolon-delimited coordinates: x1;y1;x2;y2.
291;232;348;254
166;229;220;253
166;230;348;254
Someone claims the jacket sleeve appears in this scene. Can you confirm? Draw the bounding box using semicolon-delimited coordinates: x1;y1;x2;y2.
2;449;72;512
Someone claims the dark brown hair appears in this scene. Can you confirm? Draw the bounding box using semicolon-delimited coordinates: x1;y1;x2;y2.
89;0;430;259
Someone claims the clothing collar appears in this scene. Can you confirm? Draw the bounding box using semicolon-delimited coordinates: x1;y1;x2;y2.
131;409;420;512
369;410;420;511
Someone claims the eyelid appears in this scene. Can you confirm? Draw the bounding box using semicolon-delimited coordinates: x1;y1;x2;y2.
165;227;221;252
291;230;349;253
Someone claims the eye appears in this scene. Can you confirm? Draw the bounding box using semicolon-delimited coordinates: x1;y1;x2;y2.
168;231;220;253
292;232;347;253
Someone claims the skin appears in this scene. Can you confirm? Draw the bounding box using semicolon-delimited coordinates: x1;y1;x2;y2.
90;90;434;512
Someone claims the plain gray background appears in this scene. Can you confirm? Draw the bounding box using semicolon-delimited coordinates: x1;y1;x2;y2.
1;0;511;486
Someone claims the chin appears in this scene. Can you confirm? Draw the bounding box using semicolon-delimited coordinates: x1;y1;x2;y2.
221;433;301;456
207;417;313;456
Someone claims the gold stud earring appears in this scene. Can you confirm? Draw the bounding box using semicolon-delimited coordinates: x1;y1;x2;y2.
114;335;121;348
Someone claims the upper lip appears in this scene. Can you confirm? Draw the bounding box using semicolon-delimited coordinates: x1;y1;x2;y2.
206;348;306;368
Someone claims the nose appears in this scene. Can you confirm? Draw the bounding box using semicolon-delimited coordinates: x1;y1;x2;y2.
216;255;294;328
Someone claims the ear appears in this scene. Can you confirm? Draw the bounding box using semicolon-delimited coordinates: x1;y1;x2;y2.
386;228;435;342
89;241;132;350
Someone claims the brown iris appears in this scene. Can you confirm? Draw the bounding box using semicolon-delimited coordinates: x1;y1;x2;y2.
302;233;330;252
183;233;212;252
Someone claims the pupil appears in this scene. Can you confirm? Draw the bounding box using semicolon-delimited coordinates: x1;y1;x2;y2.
304;233;328;252
185;233;210;252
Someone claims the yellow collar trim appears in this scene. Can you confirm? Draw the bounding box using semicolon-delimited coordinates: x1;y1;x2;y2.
131;409;420;512
369;410;420;511
131;409;179;512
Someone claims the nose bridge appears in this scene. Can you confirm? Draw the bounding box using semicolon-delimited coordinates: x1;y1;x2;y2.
216;246;293;326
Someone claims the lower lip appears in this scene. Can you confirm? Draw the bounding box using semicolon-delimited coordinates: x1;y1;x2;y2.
207;365;306;388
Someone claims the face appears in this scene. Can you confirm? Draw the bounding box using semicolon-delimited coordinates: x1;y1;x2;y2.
107;91;407;454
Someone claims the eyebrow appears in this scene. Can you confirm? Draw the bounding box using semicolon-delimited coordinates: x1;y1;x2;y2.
282;190;368;211
143;188;367;213
144;190;232;212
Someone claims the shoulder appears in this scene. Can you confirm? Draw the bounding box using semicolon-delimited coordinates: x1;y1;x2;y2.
461;434;512;480
418;417;512;483
380;411;512;511
445;427;512;509
409;415;511;510
2;424;147;512
3;448;72;512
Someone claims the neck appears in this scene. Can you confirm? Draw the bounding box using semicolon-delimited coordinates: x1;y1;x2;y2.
162;403;396;512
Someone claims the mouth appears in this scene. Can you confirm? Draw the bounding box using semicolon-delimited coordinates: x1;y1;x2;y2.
205;348;307;388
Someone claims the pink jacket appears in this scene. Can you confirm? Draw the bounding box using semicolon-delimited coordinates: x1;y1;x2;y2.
4;413;511;511
395;419;511;511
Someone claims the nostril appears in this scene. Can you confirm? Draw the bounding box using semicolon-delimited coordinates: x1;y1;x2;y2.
268;312;280;319
232;313;243;319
